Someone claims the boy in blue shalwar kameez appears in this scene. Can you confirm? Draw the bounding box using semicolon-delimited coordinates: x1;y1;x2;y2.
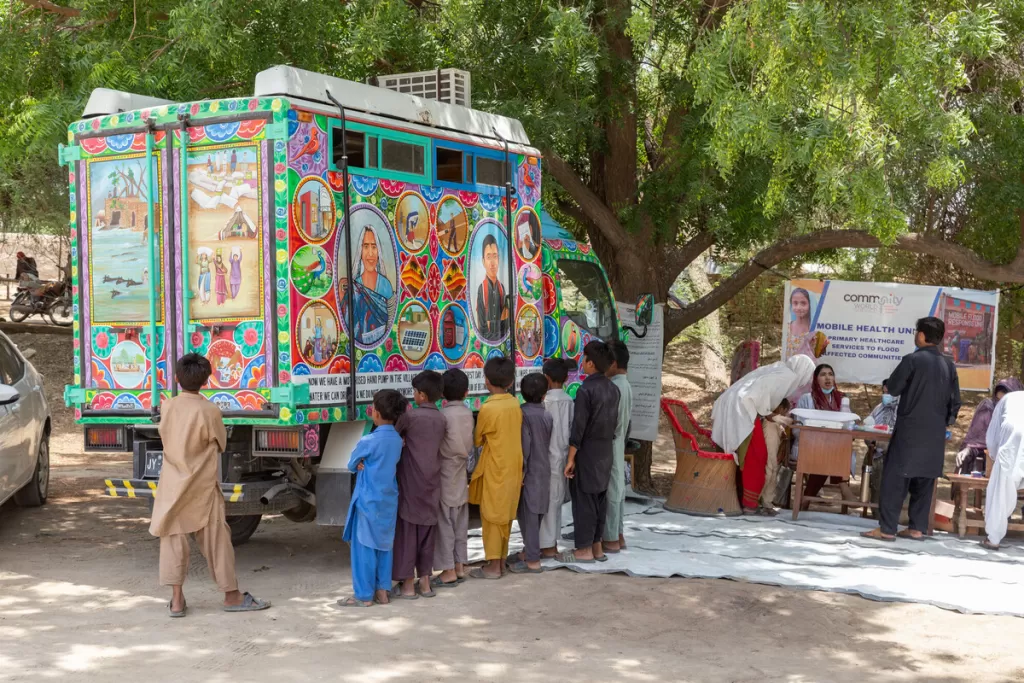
337;389;408;608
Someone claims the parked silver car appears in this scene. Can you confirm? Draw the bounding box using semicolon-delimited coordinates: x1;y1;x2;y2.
0;331;50;509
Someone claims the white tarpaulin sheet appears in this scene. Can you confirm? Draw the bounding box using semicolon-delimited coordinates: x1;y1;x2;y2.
469;501;1024;617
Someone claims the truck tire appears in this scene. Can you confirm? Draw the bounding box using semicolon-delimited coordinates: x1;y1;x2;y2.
14;434;49;507
282;476;317;523
227;514;261;546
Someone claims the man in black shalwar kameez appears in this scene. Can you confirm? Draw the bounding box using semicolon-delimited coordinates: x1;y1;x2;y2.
562;341;620;562
863;317;961;541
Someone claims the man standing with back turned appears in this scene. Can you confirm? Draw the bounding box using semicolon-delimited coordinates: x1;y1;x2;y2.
862;316;961;541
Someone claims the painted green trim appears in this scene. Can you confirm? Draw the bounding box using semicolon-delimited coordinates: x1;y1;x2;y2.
271;382;310;406
179;128;192;322
327;119;433;185
64;385;85;405
144;129;160;410
264;121;289;140
58;143;81;165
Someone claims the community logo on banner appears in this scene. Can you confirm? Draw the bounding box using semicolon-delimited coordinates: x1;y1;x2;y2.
782;280;998;391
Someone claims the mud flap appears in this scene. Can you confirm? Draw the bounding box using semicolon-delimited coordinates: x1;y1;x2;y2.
315;421;370;526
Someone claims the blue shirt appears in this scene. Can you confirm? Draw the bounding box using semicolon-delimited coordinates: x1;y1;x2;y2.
342;424;403;551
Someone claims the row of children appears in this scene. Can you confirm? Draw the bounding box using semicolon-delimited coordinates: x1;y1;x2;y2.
146;339;632;615
340;338;633;606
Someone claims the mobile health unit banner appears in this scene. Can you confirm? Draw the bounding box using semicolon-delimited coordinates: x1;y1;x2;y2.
782;280;999;391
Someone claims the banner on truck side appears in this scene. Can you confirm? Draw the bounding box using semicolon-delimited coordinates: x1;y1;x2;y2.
782;280;999;391
615;302;664;441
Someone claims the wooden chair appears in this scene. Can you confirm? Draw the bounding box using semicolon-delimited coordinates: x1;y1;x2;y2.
662;398;741;516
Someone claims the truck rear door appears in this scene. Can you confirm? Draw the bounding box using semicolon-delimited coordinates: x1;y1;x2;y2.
173;116;278;415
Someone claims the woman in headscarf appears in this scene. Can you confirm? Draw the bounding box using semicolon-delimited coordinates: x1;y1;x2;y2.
340;224;394;346
792;364;857;507
712;355;815;514
956;378;1023;475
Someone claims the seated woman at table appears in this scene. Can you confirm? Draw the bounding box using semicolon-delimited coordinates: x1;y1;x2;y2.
956;377;1023;475
712;356;815;515
791;363;857;509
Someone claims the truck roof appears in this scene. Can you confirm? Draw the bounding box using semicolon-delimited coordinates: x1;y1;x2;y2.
254;66;532;147
82;88;175;119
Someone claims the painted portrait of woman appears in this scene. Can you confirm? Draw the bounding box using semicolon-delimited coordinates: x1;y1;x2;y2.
339;217;395;348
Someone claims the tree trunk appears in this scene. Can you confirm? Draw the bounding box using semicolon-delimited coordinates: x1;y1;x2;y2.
631;441;655;495
687;253;729;392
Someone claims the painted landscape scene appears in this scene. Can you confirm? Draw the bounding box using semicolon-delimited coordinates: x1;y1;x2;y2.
87;155;163;324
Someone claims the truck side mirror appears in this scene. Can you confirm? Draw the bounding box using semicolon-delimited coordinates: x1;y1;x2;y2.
635;293;654;327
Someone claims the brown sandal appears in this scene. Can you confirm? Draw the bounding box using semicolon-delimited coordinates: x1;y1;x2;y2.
896;529;924;541
980;539;1000;551
860;528;895;542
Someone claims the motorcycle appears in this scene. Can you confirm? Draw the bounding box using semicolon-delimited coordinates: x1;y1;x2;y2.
9;269;72;327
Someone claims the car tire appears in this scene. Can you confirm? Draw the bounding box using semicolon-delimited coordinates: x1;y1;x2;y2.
226;514;261;546
15;433;49;507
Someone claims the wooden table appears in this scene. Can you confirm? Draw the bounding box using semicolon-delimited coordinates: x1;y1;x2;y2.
790;425;891;520
945;473;1024;539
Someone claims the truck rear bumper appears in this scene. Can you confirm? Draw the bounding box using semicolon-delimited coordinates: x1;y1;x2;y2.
102;477;303;516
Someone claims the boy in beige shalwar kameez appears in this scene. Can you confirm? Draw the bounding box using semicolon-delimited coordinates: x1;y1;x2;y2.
150;353;270;617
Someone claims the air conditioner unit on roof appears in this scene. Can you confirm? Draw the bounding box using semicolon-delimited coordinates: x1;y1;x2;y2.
374;69;471;108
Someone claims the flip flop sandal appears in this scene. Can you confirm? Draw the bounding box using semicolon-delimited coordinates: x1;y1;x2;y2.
390;588;420;600
557;550;596;564
603;547;621;554
335;597;374;609
223;592;271;612
169;600;187;618
468;567;502;580
430;577;460;589
507;561;543;574
415;584;437;598
594;554;609;562
980;539;1001;551
505;551;526;564
454;575;467;584
897;529;925;541
859;529;896;542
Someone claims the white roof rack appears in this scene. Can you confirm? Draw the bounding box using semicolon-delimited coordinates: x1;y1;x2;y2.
254;65;531;146
82;88;174;119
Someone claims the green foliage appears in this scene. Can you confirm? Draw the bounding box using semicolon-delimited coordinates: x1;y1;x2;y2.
3;0;1024;292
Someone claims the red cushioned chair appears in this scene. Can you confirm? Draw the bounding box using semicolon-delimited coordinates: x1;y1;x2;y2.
661;398;741;517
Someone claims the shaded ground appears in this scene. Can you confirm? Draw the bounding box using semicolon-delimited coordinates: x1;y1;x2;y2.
1;334;1021;682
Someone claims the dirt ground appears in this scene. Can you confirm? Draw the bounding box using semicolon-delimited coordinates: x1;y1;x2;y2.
2;333;1022;682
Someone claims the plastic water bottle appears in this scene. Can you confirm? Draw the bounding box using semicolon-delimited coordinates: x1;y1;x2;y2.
840;397;852;429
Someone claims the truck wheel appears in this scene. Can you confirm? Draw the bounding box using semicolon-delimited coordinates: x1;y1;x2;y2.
282;476;317;523
282;500;316;523
227;514;262;546
15;434;49;507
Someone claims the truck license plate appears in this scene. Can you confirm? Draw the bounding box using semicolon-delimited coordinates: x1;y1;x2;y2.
143;451;163;479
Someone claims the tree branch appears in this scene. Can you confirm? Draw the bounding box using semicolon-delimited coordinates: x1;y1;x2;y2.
21;0;80;17
544;152;633;253
666;229;1024;337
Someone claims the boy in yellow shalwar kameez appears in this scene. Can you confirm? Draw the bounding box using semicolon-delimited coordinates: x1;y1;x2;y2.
469;357;523;580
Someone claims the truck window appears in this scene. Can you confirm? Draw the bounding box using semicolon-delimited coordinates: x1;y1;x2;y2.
381;139;425;175
331;129;377;169
476;157;505;186
436;147;463;182
557;259;616;339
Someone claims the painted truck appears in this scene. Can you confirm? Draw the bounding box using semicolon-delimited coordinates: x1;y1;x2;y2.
62;66;652;544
